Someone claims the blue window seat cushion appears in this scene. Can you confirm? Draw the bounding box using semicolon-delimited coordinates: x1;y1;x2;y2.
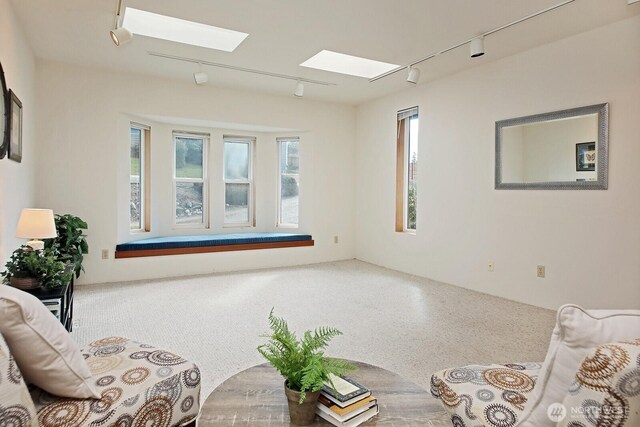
116;233;313;252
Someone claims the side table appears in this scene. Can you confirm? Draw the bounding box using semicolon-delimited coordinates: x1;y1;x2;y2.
22;280;73;332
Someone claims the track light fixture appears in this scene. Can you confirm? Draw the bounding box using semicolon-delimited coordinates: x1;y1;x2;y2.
369;0;575;82
110;0;132;46
406;66;421;84
193;71;208;85
294;81;304;97
470;37;485;58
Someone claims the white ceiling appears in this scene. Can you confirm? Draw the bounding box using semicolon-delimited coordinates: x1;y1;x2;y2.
9;0;639;105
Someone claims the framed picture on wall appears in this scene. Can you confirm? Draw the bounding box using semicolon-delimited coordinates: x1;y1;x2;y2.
8;89;22;163
576;142;595;172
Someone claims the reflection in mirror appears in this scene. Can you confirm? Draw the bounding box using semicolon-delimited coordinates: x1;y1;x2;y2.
495;103;608;190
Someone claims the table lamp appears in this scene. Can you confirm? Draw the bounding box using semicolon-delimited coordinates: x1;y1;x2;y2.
15;208;57;250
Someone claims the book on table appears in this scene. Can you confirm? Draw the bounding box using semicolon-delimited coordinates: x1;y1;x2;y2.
317;395;377;423
316;404;379;427
320;374;371;407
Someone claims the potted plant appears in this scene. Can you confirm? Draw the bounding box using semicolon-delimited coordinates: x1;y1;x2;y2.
1;245;73;290
44;214;88;279
257;309;355;425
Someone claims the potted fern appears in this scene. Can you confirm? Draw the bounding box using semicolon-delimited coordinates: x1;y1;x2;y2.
257;309;355;425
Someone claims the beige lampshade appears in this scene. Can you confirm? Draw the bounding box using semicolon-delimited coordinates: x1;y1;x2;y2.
15;209;57;239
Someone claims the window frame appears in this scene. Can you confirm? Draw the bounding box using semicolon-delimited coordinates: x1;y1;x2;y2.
172;131;209;229
276;137;300;228
223;135;255;227
130;122;150;233
395;107;418;233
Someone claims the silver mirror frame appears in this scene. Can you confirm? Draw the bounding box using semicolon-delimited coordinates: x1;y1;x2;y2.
495;103;609;190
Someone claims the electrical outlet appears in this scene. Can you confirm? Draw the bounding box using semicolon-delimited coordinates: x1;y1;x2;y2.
537;265;546;278
488;261;495;272
333;235;339;244
101;249;109;260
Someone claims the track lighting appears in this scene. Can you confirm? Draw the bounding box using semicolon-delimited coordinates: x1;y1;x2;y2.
406;66;421;84
110;0;132;46
294;81;304;98
193;71;209;85
470;37;485;58
110;27;132;46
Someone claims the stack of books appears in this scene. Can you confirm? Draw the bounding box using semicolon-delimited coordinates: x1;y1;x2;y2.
316;374;378;426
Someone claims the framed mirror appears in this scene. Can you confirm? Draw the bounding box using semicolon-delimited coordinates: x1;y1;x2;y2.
0;61;8;159
495;103;608;190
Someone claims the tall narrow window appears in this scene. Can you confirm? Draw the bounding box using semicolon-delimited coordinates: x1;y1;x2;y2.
174;132;208;227
396;107;418;232
223;136;254;226
130;123;150;231
277;137;300;227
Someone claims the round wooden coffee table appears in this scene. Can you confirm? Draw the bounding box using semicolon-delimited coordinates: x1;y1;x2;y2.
199;360;449;426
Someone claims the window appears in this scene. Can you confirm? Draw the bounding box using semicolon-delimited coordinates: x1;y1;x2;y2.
173;132;208;227
130;123;150;231
396;107;418;232
277;137;300;227
223;136;254;226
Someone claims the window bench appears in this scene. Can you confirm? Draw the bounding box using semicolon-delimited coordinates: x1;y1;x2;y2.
115;233;314;259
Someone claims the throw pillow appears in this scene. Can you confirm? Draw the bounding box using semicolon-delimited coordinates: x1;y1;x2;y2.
558;339;640;427
0;285;100;399
519;304;640;426
0;331;37;427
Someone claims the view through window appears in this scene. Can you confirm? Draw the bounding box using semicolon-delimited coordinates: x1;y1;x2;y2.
277;138;300;226
130;124;149;231
224;137;254;225
396;107;418;232
174;132;208;226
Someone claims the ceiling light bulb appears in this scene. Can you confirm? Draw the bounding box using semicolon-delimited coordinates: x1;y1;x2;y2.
407;67;421;84
110;27;133;46
193;71;209;85
294;81;304;98
470;37;485;58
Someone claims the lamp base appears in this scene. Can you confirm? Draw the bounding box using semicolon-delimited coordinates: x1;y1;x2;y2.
26;239;45;251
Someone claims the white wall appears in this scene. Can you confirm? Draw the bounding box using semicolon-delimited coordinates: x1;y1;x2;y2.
355;16;640;310
35;62;356;284
0;0;38;266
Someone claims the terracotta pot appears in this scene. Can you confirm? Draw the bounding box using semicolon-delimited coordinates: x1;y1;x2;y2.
9;276;41;290
283;381;320;426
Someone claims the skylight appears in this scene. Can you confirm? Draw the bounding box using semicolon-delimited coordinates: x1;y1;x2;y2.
300;50;399;78
122;8;248;52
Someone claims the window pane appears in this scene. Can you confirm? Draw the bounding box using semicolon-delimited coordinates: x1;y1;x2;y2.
280;175;299;225
130;128;142;230
279;139;299;225
224;141;249;179
225;183;249;223
280;140;299;174
407;117;418;230
176;182;204;224
175;137;203;178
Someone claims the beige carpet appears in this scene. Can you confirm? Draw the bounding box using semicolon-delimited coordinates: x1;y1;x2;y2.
71;259;556;424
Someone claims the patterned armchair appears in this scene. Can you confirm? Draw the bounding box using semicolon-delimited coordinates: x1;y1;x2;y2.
431;362;542;426
0;335;200;427
430;305;640;427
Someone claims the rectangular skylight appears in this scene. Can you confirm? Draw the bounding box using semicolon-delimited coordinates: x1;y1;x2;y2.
300;50;399;78
122;8;248;52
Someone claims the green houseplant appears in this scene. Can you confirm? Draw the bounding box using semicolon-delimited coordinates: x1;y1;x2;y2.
257;309;355;425
44;214;88;279
1;246;72;289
